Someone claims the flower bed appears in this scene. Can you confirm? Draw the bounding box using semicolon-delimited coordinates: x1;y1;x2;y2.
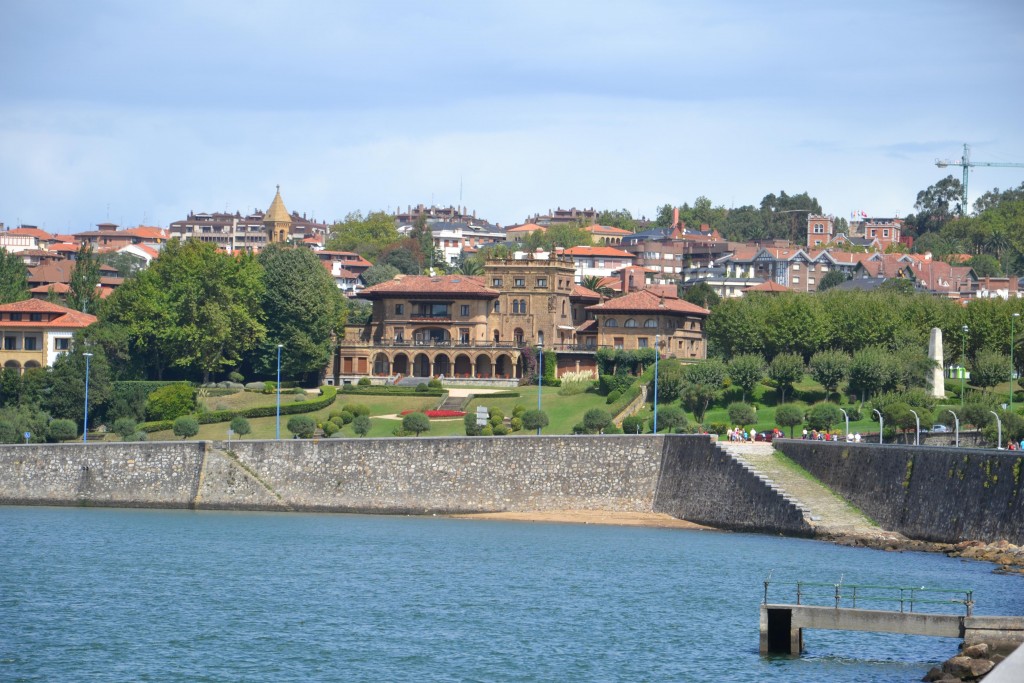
399;409;466;418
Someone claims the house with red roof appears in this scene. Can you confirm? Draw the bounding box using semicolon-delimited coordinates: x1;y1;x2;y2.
585;288;710;359
0;299;97;373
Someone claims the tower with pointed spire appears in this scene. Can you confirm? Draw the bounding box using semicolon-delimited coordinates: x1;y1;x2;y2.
264;185;292;244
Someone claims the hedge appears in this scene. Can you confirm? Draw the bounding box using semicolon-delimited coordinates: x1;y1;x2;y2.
607;365;656;418
141;386;338;432
340;386;445;397
477;391;521;399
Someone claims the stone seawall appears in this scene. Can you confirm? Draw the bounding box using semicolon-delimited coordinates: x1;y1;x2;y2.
776;440;1024;545
654;438;812;536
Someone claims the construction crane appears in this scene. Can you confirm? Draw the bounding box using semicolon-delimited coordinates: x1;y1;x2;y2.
935;144;1024;210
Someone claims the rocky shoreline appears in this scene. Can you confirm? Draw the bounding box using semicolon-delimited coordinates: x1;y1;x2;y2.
824;535;1024;576
925;643;1007;682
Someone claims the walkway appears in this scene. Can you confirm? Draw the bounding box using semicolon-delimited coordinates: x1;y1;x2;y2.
717;442;905;543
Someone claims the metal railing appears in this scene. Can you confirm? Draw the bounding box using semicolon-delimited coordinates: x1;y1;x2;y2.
337;339;524;349
763;574;974;616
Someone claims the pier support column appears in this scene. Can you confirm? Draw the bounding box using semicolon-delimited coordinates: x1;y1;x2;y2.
760;605;801;655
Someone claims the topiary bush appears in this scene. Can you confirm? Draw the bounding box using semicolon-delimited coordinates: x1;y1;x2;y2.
113;417;138;440
480;425;494;436
358;377;371;386
510;417;523;432
402;412;431;436
605;390;622;405
522;409;548;432
427;377;443;389
229;416;251;438
339;410;354;424
352;415;372;437
341;402;370;418
464;413;482;436
286;415;316;438
229;371;245;384
47;418;78;442
621;415;645;434
172;416;200;439
322;421;340;437
582;408;612;434
416;383;429;392
492;423;510;436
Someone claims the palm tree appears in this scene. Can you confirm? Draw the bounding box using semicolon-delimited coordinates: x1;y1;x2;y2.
579;275;613;298
455;258;484;276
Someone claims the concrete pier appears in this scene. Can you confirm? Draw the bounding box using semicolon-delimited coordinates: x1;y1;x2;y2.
760;604;1024;655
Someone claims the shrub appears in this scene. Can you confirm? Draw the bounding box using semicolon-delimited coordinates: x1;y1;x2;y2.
606;390;622;405
480;425;493;436
146;383;196;421
654;405;689;433
125;431;148;441
339;410;354;424
48;418;78;442
229;416;251;438
511;404;527;418
464;413;482;436
599;374;634;396
352;415;371;437
510;417;523;432
775;404;805;438
0;420;18;443
229;371;245;384
488;408;505;428
416;383;429;392
583;409;612;434
341;402;370;418
322;421;340;437
112;417;138;440
621;415;645;434
522;409;549;432
172;416;200;439
492;423;510;436
806;402;843;432
727;402;757;428
287;415;316;438
358;377;372;386
402;412;431;436
603;424;623;434
427;378;443;389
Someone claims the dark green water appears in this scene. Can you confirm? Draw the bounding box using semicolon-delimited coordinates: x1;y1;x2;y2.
1;507;1021;682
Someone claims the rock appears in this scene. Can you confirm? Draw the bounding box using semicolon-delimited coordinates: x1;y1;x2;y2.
962;643;989;659
990;653;1005;665
967;658;994;677
942;656;974;678
922;666;945;681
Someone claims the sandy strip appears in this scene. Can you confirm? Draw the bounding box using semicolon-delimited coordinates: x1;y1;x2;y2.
448;510;717;530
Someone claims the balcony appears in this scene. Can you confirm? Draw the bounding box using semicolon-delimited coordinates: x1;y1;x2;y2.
337;338;525;350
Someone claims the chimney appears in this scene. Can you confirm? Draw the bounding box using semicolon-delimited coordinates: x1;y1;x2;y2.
672;207;679;227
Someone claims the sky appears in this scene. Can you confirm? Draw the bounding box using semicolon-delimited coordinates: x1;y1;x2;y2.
2;0;1023;232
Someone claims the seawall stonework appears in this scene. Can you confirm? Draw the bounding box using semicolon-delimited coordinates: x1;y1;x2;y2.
776;440;1024;545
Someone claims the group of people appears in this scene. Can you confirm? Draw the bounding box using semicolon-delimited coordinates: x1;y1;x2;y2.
801;429;862;442
726;427;783;442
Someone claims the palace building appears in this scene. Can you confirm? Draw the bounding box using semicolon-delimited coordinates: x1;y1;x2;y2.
327;253;709;385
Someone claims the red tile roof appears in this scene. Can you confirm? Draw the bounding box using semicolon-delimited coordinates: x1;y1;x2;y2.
744;280;792;293
360;274;498;299
506;223;545;233
0;298;97;327
50;243;81;253
30;282;70;293
120;226;168;240
586;288;710;315
6;227;55;241
562;245;635;258
584;224;633;235
570;284;602;300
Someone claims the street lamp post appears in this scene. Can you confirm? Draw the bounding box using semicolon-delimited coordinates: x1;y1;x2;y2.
276;344;283;440
653;334;660;434
989;410;1002;450
909;409;920;446
82;352;93;443
839;408;849;439
961;324;969;406
872;408;884;444
536;343;543;434
947;410;960;448
1011;313;1020;409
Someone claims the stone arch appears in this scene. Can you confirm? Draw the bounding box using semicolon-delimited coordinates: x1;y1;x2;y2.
432;353;451;377
392;353;409;376
373;352;390;376
413;353;431;377
495;353;514;379
454;353;472;378
23;360;41;371
475;355;493;378
514;327;525;345
4;360;21;374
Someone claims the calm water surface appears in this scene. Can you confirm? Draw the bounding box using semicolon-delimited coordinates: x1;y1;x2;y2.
2;507;1022;682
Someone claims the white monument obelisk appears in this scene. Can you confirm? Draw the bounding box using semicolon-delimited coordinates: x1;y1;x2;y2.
928;327;945;398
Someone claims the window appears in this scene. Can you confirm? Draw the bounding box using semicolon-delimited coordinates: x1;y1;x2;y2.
3;337;15;351
54;338;70;351
605;319;618;327
624;319;637;328
494;301;500;313
395;304;404;315
394;328;405;342
808;278;816;285
492;278;503;287
29;313;42;322
883;229;890;237
792;276;800;284
792;264;800;271
460;304;470;316
514;328;524;344
813;223;824;233
614;337;624;350
644;319;657;328
514;278;525;287
24;337;37;351
512;300;520;314
519;299;527;314
562;301;567;317
537;331;544;347
10;313;21;322
638;337;648;348
536;278;547;288
460;328;470;344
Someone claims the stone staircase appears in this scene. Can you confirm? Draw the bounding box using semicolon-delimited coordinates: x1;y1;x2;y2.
715;441;905;543
436;393;468;412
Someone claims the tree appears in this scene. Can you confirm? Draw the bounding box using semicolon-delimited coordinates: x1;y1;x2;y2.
722;205;766;242
680;358;727;423
848;346;898;402
229;416;251;438
808;350;849;399
817;270;850;292
910;175;964;233
579;275;613;298
173;416;200;439
45;346;113;428
99;251;146;278
595;209;636;232
66;243;101;314
402;411;430;436
287;415;317;438
775;404;804;438
0;248;29;304
522;409;549;433
728;353;766;403
806;402;842;432
681;282;720;309
255;244;348;383
48;418;78;442
112;417;138;440
654;405;688;433
582;408;612;434
325;211;401;262
361;263;400;287
727;402;757;428
760;191;823;243
380;246;421;275
0;367;20;408
146;383;196;421
352;414;372;437
767;353;804;403
966;254;1003;277
970;349;1009;393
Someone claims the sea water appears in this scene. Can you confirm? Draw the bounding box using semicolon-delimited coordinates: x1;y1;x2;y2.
2;507;1022;682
